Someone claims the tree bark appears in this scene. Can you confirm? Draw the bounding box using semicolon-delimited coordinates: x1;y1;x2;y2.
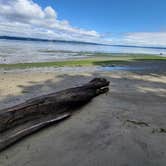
0;78;109;151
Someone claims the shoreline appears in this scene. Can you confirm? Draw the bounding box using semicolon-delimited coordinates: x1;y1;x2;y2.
0;60;166;109
0;54;166;70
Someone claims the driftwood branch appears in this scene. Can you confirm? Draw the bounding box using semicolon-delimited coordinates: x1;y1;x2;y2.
0;78;109;151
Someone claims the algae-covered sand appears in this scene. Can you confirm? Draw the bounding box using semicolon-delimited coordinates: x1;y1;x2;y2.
0;57;166;166
0;54;166;69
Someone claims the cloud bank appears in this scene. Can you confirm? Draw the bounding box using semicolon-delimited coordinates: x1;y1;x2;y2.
0;0;101;42
0;0;166;47
119;32;166;47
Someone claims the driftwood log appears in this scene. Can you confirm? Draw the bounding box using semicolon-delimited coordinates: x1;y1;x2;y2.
0;78;109;151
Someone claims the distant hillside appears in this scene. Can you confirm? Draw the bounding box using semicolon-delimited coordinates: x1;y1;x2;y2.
0;36;103;45
0;36;166;50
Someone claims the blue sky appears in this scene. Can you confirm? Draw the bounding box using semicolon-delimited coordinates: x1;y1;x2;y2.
0;0;166;46
35;0;166;33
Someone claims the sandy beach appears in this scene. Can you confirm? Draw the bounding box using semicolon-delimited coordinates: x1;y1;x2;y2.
0;61;166;166
1;0;166;165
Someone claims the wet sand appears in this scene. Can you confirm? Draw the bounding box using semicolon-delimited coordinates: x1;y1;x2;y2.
0;61;166;166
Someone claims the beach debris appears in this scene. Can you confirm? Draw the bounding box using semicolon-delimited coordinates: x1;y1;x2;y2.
0;78;109;151
126;120;149;127
125;120;166;134
152;128;166;134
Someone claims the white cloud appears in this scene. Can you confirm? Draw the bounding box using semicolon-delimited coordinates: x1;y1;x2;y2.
0;0;165;46
0;0;101;42
104;32;166;47
44;6;57;18
120;32;166;47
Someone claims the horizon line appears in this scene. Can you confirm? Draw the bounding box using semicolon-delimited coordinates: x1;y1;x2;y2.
1;35;166;50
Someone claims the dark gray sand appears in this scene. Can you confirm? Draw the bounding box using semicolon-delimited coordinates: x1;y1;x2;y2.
0;61;166;166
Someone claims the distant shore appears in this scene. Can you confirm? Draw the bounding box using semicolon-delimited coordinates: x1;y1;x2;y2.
1;38;166;64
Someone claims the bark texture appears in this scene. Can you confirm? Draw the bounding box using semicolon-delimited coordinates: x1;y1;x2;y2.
0;78;109;151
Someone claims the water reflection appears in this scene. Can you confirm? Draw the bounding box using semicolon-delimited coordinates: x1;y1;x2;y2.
100;66;147;71
0;39;166;63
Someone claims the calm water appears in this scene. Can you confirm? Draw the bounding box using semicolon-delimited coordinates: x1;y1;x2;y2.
0;39;166;64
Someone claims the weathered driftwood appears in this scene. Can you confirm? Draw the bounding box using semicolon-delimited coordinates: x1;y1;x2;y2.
0;78;109;151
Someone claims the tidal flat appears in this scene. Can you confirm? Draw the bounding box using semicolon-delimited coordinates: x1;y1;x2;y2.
0;56;166;166
0;54;166;70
